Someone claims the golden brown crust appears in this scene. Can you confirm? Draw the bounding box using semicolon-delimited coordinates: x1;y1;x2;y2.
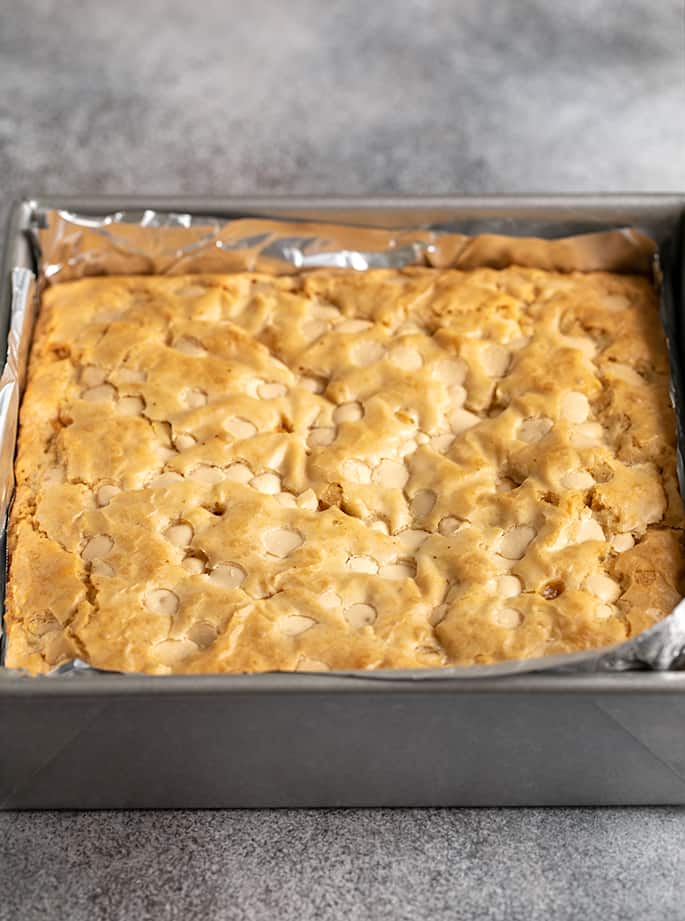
5;268;685;674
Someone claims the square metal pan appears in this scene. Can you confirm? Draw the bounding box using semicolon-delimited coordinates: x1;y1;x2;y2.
2;194;685;809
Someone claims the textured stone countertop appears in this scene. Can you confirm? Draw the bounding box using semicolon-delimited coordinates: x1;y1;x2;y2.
1;1;685;919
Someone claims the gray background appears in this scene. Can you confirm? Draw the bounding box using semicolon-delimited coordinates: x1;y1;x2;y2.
1;0;684;919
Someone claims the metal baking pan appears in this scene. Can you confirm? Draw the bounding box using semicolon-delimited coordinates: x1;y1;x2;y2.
2;194;685;808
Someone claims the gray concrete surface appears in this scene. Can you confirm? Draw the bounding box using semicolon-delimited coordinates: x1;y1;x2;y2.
1;0;685;919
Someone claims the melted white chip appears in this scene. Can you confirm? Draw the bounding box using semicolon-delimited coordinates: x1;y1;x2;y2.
605;362;644;386
308;427;336;447
373;459;409;489
341;459;372;484
561;469;595;490
594;603;614;620
346;555;379;574
450;408;480;435
225;462;253;484
584;573;621;603
209;563;246;590
496;575;522;598
82;535;114;562
370;520;390;535
118;395;145;416
560;391;590;424
188;464;225;485
336;318;373;334
301;318;329;342
183;556;205;575
186;621;218;648
352;340;385;367
411;489;436;518
250;472;282;495
263;528;304;558
275;492;298;508
225;417;257;439
82;384;116;403
299;375;326;393
438;517;461;536
96;484;121;507
150;472;184;488
344;603;377;629
185;388;208;409
145;588;180;616
81;366;106;387
570;422;604;448
165;523;193;547
500;526;536;560
518;417;553;444
448;385;467;408
482;344;510;378
333;401;364;424
174;433;197;452
91;559;114;577
117;367;146;383
155;639;197;665
434;358;467;386
257;381;288;399
398;529;430;552
430;433;455;453
174;336;207;356
320;589;341;609
277;614;316;636
389;345;423;371
297;489;318;511
379;561;416;580
492;607;523;628
612;533;634;553
572;518;605;544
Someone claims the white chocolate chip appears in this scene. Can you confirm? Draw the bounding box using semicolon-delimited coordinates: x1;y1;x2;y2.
149;472;184;488
81;366;106;387
496;575;522;598
561;469;595;490
411;489;436;517
434;358;467;386
144;588;179;616
399;439;418;457
225;462;253;484
572;518;605;544
605;362;644;386
492;607;523;628
299;375;326;393
118;395;145;416
296;656;330;672
174;336;207;356
482;344;510;378
263;528;304;558
352;340;385;367
165;523;193;547
209;563;246;590
584;573;621;603
560;391;590;424
500;526;536;560
301;318;329;342
82;534;114;562
346;555;379;574
91;559;114;577
612;533;634;553
275;492;298;508
397;529;430;551
96;484;121;506
185;388;208;409
117;367;146;383
250;472;282;495
373;459;409;489
344;603;377;629
595;603;614;620
518;417;553;444
333;401;364;424
379;561;416;580
370;520;390;535
570;422;605;448
308;427;336;447
183;556;206;574
278;614;316;636
186;621;218;648
297;489;318;511
174;433;197;451
430;433;455;453
450;408;480;435
225;417;257;439
438;517;461;536
154;639;197;665
320;589;341;609
389;345;423;371
257;381;288;399
188;464;225;485
448;385;467;408
341;459;372;484
336;318;373;334
82;384;116;403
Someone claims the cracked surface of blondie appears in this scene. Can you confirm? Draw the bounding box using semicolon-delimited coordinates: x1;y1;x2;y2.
5;267;685;673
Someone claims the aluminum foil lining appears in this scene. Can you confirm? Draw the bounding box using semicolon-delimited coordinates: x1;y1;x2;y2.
2;207;684;680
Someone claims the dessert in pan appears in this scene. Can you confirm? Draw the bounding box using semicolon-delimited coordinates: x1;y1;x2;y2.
5;264;684;674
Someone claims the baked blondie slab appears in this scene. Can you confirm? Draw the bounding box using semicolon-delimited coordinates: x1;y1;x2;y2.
6;267;684;673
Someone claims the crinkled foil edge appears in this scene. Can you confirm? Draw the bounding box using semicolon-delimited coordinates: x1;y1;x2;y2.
3;208;684;680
